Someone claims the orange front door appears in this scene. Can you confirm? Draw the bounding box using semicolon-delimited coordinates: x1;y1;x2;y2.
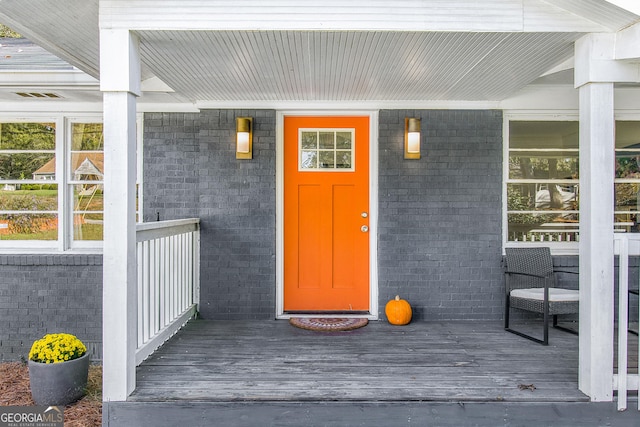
284;116;370;311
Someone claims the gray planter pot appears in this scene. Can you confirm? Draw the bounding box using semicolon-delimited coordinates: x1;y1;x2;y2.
28;352;90;406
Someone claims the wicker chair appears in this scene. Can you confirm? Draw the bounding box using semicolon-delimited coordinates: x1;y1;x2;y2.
504;247;579;345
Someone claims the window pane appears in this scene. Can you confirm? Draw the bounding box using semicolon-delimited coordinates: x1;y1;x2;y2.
507;183;579;242
507;183;578;213
616;153;640;178
319;132;334;149
72;183;103;241
301;151;317;169
73;213;103;241
0;153;55;180
509;121;578;150
336;132;352;149
615;182;640;211
616;122;640;149
71;123;104;151
509;155;578;179
301;132;317;149
0;184;58;211
70;123;104;183
336;151;352;169
319;151;335;168
0;123;55;150
0;213;57;240
0;187;58;240
507;213;579;243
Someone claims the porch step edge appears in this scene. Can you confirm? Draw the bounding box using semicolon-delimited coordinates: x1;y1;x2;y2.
104;400;639;427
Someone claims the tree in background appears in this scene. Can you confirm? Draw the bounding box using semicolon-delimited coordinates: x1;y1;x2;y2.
0;24;21;38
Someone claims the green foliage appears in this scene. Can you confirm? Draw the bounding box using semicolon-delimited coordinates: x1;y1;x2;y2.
0;123;55;150
72;123;103;151
0;25;21;38
0;123;56;180
17;184;57;191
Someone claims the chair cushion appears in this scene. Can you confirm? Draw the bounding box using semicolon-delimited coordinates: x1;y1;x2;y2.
510;287;579;302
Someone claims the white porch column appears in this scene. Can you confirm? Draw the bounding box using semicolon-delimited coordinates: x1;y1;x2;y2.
577;80;615;401
574;27;640;402
100;29;141;401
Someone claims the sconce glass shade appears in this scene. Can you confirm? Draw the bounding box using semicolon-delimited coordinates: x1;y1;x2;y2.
236;117;253;159
404;118;421;159
237;132;250;153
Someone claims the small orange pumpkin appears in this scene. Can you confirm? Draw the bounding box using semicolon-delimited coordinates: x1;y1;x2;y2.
385;295;412;325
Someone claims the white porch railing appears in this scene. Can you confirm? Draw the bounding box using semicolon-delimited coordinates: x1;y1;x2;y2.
135;218;200;366
613;234;640;411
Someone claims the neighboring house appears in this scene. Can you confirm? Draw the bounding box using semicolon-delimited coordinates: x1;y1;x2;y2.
32;152;104;182
0;0;639;412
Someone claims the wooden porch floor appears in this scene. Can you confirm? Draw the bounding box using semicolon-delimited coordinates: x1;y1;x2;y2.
129;319;638;403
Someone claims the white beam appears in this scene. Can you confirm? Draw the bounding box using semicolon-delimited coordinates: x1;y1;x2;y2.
615;22;640;61
578;81;615;402
575;33;640;87
100;29;141;96
101;29;140;402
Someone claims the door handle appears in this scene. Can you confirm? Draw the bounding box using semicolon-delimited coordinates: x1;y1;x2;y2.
361;225;369;233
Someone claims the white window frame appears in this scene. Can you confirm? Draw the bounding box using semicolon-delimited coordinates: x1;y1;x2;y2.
504;110;640;255
0;112;144;253
297;128;356;172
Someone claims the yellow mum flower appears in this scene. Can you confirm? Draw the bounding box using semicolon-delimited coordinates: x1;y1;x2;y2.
29;333;87;364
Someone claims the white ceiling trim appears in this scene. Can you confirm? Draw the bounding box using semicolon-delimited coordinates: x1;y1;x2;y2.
97;0;634;33
0;70;98;88
194;100;502;111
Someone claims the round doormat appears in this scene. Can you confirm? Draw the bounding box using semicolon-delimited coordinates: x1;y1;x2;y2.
289;317;368;332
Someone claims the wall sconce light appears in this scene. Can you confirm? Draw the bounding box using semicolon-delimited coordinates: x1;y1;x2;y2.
236;117;253;159
404;117;421;160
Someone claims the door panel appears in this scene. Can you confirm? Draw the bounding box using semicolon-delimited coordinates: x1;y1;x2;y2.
298;184;321;289
284;116;370;311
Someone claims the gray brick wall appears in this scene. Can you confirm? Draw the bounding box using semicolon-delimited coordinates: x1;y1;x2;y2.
145;110;277;320
197;110;277;319
0;255;102;361
143;112;200;222
378;110;504;320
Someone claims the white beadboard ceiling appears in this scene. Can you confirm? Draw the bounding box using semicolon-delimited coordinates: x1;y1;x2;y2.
0;0;637;105
139;30;579;102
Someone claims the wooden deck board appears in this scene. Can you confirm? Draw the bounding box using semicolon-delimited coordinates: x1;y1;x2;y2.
129;320;638;403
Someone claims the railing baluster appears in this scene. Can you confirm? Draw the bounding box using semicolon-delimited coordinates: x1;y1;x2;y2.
137;241;144;348
618;236;629;411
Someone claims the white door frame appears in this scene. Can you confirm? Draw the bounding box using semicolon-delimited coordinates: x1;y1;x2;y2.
275;110;379;319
